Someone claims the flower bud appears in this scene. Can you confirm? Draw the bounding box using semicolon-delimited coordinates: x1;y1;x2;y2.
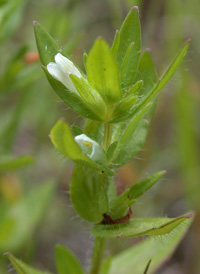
47;53;82;95
75;134;106;164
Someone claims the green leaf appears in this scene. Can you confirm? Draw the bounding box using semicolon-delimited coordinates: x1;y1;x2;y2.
50;119;113;175
107;171;165;219
0;156;34;172
83;52;88;70
71;125;83;136
111;30;120;58
44;67;101;121
128;170;165;199
70;75;107;121
111;49;157;123
110;50;158;165
111;94;138;121
132;40;191;118
107;215;193;274
107;188;135;220
92;213;193;239
70;164;108;223
6;252;51;274
116;7;141;91
99;257;112;274
34;22;99;120
112;103;152;167
84;120;104;144
50;120;89;163
111;50;159;159
107;141;118;163
125;80;143;97
135;50;157;96
33;21;60;66
87;38;122;104
0;182;55;251
55;245;84;274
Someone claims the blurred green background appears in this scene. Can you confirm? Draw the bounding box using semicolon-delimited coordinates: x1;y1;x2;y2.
0;0;199;273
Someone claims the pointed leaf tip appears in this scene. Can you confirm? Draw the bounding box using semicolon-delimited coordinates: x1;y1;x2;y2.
133;6;139;10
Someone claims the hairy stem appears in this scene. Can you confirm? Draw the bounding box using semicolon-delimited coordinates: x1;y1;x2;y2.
103;123;113;150
90;237;106;274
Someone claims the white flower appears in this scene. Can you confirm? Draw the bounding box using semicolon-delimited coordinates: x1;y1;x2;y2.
47;53;82;95
75;134;106;164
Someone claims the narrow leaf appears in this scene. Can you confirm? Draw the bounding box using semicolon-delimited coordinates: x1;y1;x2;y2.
107;171;165;219
128;170;166;199
33;21;60;66
111;30;120;58
55;245;84;274
126;80;143;96
133;40;191;117
112;103;152;166
135;50;157;96
34;23;99;120
111;94;138;121
87;38;122;103
70;75;107;121
83;52;88;70
6;252;52;274
116;6;141;91
108;215;193;274
92;213;193;238
44;67;100;121
99;257;112;274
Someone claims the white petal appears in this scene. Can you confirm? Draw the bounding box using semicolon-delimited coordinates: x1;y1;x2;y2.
47;62;79;95
75;134;106;164
55;53;82;78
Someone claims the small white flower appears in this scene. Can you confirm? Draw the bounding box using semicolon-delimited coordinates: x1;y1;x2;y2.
75;134;106;164
47;53;82;95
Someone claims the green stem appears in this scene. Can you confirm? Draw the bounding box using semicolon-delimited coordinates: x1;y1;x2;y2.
103;123;113;150
90;237;106;274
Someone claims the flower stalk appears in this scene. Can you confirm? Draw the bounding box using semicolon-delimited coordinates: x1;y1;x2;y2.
90;237;106;274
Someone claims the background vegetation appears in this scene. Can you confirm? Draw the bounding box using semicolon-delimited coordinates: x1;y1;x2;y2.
0;0;199;273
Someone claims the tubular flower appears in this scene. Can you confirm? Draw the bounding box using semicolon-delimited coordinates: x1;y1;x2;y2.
75;134;107;165
47;53;81;95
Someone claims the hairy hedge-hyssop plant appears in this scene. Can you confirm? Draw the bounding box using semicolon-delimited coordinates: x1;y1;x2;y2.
7;7;193;274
